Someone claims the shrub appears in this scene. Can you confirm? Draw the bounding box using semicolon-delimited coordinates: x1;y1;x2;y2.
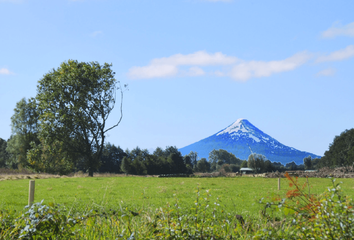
10;200;82;239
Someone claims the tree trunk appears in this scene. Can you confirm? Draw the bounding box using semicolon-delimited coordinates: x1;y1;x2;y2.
88;168;94;177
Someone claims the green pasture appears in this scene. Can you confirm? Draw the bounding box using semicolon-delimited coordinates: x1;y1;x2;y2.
1;176;354;217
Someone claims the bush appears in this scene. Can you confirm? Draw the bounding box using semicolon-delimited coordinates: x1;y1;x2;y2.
6;200;83;239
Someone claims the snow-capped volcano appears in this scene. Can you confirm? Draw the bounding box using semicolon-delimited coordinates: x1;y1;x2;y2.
179;118;321;165
216;118;263;143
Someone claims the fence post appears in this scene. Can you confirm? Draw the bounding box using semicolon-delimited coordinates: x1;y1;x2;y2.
29;180;35;206
278;177;280;190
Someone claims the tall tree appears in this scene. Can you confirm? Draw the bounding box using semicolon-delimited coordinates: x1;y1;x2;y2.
209;149;242;171
321;129;354;168
0;138;9;168
183;155;193;173
196;158;210;173
35;60;126;176
187;151;198;169
121;157;133;174
6;98;39;169
263;160;274;172
247;153;266;173
27;139;74;175
303;156;312;170
240;160;248;168
285;161;297;170
167;152;187;174
99;143;126;173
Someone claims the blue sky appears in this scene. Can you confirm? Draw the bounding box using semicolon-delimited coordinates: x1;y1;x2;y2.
1;0;353;157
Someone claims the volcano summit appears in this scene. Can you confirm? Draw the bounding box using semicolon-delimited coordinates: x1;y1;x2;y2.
179;118;321;165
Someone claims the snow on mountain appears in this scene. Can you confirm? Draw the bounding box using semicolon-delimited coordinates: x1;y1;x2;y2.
179;118;321;165
217;118;247;135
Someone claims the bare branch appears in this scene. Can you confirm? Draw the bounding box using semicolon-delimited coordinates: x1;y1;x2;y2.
104;83;127;133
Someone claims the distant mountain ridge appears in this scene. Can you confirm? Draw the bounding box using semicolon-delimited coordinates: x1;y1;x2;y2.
179;118;321;165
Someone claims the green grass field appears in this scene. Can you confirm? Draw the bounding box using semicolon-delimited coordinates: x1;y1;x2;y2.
2;176;354;239
2;176;354;217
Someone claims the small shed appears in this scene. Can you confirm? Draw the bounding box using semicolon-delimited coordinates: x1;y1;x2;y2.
240;168;254;174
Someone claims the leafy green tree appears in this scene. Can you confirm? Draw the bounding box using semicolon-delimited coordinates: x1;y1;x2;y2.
151;146;187;174
271;161;285;171
155;155;170;174
263;160;274;172
247;153;266;173
120;146;188;175
285;161;297;170
240;160;248;168
167;152;187;174
164;146;181;158
131;156;147;175
0;138;9;168
27;139;74;175
128;147;150;161
321;129;354;168
144;154;160;175
121;157;133;174
35;60;126;176
183;155;193;173
196;158;210;173
183;155;192;166
151;147;172;174
187;151;198;170
209;149;242;171
99;143;126;173
303;156;312;170
311;158;321;169
220;164;232;173
153;147;165;158
6;98;39;169
229;164;240;172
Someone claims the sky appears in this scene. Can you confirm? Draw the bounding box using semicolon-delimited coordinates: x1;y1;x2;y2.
1;0;353;158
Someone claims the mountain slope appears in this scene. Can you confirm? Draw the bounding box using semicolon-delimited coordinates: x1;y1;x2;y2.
179;119;321;165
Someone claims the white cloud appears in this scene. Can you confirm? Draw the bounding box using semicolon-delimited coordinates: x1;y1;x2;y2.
0;68;12;75
230;52;312;81
128;51;312;81
316;68;336;77
322;22;354;38
150;51;237;66
128;64;178;79
316;45;354;62
128;51;237;79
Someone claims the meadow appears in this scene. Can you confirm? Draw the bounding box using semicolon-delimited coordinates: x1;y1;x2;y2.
2;176;354;214
1;175;354;239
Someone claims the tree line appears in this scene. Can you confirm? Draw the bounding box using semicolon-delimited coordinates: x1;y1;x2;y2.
0;136;332;175
1;116;353;175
